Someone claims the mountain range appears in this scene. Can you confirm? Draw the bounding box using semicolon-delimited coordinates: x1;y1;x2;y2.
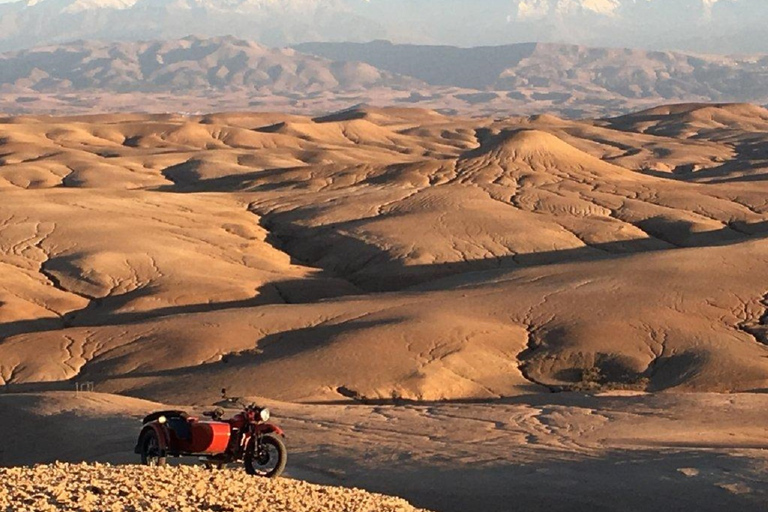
0;37;415;93
296;40;768;100
0;0;765;54
2;37;768;117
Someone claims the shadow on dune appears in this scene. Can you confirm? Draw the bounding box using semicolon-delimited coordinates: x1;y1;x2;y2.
253;216;768;293
78;317;402;386
637;140;768;183
2;219;768;340
0;288;267;340
157;165;313;193
700;139;768;182
0;277;355;340
151;155;768;289
0;316;403;394
318;448;768;512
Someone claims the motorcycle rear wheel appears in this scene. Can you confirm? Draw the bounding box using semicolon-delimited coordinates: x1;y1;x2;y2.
140;430;167;467
244;434;287;478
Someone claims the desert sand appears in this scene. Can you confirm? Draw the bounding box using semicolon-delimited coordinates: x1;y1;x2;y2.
2;103;768;402
0;391;766;511
1;103;768;510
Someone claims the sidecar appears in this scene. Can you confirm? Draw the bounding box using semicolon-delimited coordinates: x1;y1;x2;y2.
134;410;231;465
136;405;288;477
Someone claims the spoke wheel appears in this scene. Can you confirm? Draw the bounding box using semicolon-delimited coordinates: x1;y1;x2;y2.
140;430;167;467
244;434;287;478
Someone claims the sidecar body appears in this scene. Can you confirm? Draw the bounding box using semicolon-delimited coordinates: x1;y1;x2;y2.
135;410;231;456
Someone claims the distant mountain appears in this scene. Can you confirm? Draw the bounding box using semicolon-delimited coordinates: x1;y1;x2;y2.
299;42;541;91
297;40;768;104
2;37;768;118
0;37;419;93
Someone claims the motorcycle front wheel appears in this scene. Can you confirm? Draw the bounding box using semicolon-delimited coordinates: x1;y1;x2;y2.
244;434;287;478
140;430;167;467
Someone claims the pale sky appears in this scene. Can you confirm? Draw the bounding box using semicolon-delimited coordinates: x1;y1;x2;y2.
0;0;766;54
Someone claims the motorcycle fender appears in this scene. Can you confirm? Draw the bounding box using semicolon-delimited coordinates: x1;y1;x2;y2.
253;423;285;438
135;423;170;454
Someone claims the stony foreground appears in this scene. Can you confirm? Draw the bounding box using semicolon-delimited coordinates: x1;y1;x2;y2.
0;463;429;512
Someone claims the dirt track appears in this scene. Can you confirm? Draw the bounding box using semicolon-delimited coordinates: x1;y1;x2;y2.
0;463;429;512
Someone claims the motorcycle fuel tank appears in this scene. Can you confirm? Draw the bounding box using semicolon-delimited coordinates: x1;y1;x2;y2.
178;421;230;454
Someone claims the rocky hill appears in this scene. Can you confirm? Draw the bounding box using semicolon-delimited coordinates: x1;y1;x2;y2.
0;36;417;93
2;37;768;117
296;41;768;116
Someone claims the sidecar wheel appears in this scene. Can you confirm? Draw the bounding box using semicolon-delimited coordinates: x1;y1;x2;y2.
244;434;287;478
140;430;167;467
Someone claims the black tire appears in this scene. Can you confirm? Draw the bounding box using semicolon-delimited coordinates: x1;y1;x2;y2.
140;430;167;467
244;434;287;478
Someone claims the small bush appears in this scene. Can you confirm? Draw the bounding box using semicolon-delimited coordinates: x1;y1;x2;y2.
581;366;603;384
565;366;650;393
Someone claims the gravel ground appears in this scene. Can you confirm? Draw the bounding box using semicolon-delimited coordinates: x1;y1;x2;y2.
0;463;430;512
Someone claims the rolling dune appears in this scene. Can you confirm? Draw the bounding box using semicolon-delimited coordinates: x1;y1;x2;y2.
2;104;768;512
1;104;768;404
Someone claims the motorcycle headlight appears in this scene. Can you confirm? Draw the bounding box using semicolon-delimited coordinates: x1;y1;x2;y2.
259;408;270;422
158;415;167;424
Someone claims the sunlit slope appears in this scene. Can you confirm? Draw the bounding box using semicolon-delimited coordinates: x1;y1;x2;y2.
1;104;768;402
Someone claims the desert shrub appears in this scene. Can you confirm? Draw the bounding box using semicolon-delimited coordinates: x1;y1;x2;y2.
581;366;603;384
564;365;650;393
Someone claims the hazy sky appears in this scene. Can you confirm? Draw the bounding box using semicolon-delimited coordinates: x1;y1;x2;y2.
0;0;766;54
354;0;767;53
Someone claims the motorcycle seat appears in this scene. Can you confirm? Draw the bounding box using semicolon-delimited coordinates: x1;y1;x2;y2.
203;408;225;420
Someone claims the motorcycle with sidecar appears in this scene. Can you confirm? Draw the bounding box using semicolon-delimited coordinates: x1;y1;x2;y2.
135;403;287;477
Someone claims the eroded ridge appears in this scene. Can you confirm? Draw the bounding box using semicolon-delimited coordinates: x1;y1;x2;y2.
1;104;768;401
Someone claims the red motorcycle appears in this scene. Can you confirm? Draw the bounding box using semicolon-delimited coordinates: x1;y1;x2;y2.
135;403;287;477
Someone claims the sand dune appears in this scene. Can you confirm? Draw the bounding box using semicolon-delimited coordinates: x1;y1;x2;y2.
1;104;768;405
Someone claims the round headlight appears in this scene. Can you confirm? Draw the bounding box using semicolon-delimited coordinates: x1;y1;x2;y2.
259;408;270;422
158;415;167;424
